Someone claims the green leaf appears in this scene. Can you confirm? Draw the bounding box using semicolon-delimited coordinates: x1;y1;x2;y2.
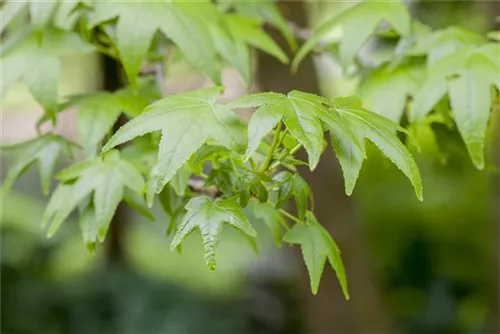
293;0;410;70
411;46;499;169
333;96;422;200
170;196;257;270
234;91;422;199
448;55;495;169
43;150;145;241
69;93;122;158
252;201;286;246
0;28;93;117
274;171;312;221
228;0;296;50
30;2;58;29
405;26;486;64
0;1;27;34
359;61;425;122
1;134;73;195
245;102;285;160
226;15;288;64
103;87;246;203
284;211;348;297
89;1;222;84
78;204;98;253
170;163;192;197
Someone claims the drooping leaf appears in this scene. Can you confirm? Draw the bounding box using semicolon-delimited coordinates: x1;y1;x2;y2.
293;0;411;70
0;28;93;118
1;134;73;195
170;196;257;270
42;150;145;241
411;45;499;169
284;211;349;297
102;87;246;204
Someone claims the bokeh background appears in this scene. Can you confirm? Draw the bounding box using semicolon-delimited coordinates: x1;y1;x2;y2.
1;1;499;333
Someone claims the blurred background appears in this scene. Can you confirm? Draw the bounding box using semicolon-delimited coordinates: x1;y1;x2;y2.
1;1;499;333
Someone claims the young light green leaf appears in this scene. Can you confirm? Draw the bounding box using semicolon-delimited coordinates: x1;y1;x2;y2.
102;87;246;201
0;28;93;118
170;196;257;270
284;211;349;298
43;150;145;241
293;0;410;70
1;134;73;196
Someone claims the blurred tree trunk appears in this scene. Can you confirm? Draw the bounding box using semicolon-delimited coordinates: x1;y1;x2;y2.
102;54;128;265
256;2;391;333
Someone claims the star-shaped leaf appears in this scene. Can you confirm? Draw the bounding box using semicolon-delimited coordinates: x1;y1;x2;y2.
359;61;425;122
102;86;246;204
88;1;222;85
1;134;73;195
411;44;500;169
231;91;422;199
293;0;411;70
1;28;93;118
284;211;348;297
42;150;145;242
170;196;257;270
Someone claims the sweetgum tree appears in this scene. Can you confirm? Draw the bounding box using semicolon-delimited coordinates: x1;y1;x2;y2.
1;0;498;297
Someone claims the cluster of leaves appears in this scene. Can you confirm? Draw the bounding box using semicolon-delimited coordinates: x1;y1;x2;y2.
293;4;499;169
1;0;496;296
